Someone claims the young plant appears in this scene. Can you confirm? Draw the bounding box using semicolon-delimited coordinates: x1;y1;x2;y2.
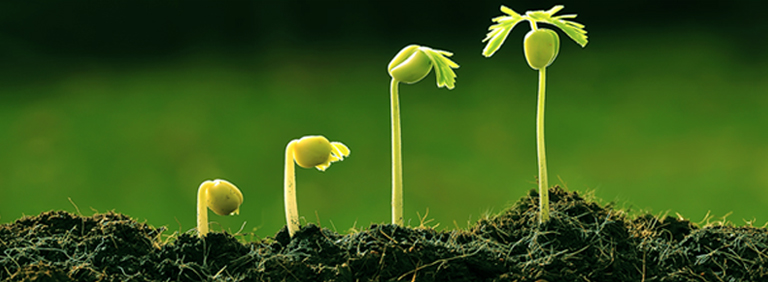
482;5;588;224
196;179;243;237
387;44;459;226
284;135;350;237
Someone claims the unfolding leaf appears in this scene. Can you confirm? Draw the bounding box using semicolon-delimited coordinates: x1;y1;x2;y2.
482;5;525;57
330;142;350;161
314;141;350;171
421;47;459;90
531;5;588;47
482;5;588;57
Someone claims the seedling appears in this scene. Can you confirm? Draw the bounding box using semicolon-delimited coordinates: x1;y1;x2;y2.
482;5;588;224
284;135;350;237
387;44;459;225
196;179;243;237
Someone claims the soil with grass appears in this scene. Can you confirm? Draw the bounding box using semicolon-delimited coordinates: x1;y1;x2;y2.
2;186;767;282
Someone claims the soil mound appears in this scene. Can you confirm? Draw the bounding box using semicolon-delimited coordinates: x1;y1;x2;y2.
2;187;767;281
471;187;640;281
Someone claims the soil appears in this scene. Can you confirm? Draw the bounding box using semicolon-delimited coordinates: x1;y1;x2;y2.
2;186;767;282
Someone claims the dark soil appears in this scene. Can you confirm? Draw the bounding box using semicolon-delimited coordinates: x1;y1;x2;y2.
2;186;767;281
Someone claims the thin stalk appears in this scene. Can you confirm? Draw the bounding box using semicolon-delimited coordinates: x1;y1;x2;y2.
284;140;300;237
537;67;549;224
390;78;404;225
529;20;538;31
196;181;210;237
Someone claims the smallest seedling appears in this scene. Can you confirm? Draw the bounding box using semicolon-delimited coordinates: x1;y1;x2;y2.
196;179;243;237
284;135;350;237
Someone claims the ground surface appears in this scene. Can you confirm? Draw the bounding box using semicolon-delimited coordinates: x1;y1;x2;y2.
2;187;767;282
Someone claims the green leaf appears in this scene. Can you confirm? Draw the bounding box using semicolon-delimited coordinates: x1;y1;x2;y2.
548;17;588;47
421;47;459;90
482;5;524;57
545;5;564;15
500;5;522;18
533;5;588;47
482;5;588;58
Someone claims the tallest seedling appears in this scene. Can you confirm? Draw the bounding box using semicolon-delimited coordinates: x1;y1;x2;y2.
482;5;588;224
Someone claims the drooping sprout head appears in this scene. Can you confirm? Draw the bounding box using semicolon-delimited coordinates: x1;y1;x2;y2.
284;135;350;237
387;44;459;226
196;179;243;237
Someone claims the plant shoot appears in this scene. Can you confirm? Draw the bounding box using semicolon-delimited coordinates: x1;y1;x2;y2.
196;179;243;237
284;135;350;237
482;5;587;224
387;44;459;225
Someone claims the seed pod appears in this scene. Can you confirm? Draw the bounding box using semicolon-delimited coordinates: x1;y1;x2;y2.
293;135;333;169
206;179;243;216
388;45;433;84
524;28;560;70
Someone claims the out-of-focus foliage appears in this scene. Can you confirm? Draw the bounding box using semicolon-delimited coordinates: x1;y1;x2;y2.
1;1;767;238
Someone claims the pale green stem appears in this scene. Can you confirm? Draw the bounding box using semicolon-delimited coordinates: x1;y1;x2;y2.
529;19;538;30
390;78;404;226
284;140;300;237
537;67;550;224
197;181;212;237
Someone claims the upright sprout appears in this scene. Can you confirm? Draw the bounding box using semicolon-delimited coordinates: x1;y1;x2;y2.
284;135;350;237
196;179;243;237
387;44;459;225
482;5;588;224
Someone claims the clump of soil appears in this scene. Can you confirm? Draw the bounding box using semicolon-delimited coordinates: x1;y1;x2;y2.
2;186;767;281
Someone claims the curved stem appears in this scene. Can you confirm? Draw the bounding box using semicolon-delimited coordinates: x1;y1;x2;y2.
284;140;300;237
390;78;404;226
537;67;549;224
197;181;212;237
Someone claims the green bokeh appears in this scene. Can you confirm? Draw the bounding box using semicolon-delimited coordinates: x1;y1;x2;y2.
1;1;767;238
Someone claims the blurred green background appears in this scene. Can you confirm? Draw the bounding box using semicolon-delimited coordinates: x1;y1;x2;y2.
1;1;767;238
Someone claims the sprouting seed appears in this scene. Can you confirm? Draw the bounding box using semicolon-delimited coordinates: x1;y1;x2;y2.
387;44;458;225
482;5;587;224
196;179;243;237
284;135;350;237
